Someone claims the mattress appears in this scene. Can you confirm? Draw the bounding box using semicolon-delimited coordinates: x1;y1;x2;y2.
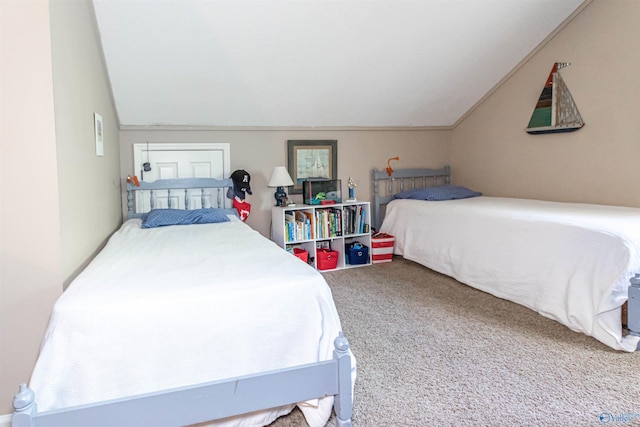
380;196;640;352
29;216;351;427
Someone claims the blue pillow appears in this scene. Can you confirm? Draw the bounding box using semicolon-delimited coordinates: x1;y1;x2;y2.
393;185;482;201
142;208;231;228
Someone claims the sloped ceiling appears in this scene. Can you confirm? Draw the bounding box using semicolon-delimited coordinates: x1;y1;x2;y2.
93;0;587;128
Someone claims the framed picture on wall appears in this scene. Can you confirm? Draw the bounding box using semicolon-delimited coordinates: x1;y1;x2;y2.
94;113;104;156
287;140;337;194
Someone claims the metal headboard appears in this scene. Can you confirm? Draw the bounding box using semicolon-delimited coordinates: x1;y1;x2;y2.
126;177;234;219
371;165;451;230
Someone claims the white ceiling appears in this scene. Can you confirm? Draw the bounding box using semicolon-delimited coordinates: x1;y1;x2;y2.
93;0;587;128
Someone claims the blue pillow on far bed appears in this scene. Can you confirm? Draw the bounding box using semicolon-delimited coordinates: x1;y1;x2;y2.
142;208;231;228
393;185;482;201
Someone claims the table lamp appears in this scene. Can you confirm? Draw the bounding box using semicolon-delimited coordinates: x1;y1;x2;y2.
268;166;294;206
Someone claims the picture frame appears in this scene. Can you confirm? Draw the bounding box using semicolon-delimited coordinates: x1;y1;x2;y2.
287;140;337;194
94;112;104;156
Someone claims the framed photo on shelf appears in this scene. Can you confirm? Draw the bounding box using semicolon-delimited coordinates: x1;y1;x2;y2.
287;140;337;194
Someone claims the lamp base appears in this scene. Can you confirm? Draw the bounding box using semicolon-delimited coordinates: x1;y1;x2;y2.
274;186;288;207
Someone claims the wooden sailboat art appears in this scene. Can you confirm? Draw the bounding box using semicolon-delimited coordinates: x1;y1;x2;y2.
526;62;584;134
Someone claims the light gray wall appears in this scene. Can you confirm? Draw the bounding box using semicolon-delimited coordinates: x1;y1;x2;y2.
451;0;640;208
119;129;451;237
0;0;121;414
51;0;122;287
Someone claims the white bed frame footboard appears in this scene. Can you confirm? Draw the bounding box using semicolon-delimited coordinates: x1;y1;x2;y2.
12;333;353;427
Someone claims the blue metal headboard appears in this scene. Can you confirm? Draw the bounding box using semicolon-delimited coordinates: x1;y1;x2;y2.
126;177;234;219
371;165;451;231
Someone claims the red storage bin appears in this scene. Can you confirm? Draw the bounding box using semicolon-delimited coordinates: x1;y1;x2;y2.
316;249;339;270
371;232;395;264
293;248;308;263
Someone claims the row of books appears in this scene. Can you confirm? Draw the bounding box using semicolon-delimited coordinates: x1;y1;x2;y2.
315;208;342;239
284;210;313;242
343;205;367;235
284;207;369;242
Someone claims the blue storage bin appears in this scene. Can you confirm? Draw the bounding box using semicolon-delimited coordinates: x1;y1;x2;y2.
345;242;369;265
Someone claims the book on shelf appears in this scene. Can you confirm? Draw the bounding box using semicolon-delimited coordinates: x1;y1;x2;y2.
343;205;366;235
285;210;312;242
315;208;342;239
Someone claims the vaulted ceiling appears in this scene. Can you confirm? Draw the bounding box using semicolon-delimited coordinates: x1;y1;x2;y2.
93;0;587;128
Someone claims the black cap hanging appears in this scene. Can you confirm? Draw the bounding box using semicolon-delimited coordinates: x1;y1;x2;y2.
227;169;252;200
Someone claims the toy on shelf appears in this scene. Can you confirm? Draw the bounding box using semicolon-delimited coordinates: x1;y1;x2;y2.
346;176;357;202
303;179;342;205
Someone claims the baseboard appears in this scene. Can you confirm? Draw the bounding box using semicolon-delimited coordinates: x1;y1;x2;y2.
0;413;11;427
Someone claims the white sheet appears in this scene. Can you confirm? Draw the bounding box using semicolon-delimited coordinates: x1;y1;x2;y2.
29;216;352;426
380;197;640;352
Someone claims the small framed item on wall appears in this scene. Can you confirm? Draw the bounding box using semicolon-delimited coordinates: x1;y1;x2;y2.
94;112;104;156
287;140;337;194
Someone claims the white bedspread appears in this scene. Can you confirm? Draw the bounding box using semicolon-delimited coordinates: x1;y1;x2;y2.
30;216;351;426
380;197;640;352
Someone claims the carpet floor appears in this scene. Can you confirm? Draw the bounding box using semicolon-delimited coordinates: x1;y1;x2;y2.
270;257;640;427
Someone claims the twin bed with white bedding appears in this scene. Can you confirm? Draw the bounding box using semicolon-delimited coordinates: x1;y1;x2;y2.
14;161;639;426
12;178;354;427
373;166;640;352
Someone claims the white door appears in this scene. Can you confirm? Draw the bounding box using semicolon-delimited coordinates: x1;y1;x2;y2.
133;143;231;210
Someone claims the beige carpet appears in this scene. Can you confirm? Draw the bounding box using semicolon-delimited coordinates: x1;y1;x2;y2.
271;257;640;427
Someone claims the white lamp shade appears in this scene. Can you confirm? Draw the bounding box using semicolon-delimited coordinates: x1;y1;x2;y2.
268;166;294;187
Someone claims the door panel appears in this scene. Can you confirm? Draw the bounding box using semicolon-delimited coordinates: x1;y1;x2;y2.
133;143;231;211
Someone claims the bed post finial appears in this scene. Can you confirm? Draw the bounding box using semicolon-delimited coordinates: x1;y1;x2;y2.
334;331;349;353
12;383;37;427
333;332;353;427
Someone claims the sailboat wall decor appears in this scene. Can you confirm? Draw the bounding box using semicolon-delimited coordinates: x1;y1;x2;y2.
526;62;584;134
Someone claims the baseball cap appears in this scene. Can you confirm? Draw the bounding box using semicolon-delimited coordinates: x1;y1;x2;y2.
231;169;252;195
